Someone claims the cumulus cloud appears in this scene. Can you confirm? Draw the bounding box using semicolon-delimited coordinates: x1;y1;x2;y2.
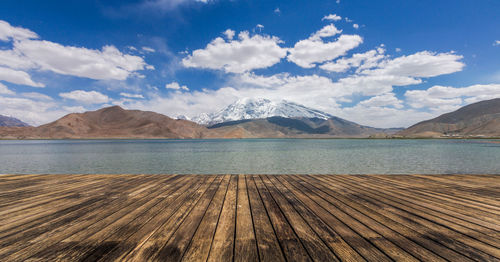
0;95;64;125
337;105;434;128
494;40;500;46
363;51;464;78
309;24;342;41
182;31;287;73
322;14;342;21
287;24;362;68
353;24;359;29
288;36;362;68
0;20;38;41
0;66;45;87
405;84;500;110
358;93;403;108
0;20;151;86
59;90;110;104
166;82;189;91
320;48;386;73
223;29;235;40
14;40;150;80
0;83;14;95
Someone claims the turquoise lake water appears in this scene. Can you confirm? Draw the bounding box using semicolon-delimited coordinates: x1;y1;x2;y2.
0;139;499;174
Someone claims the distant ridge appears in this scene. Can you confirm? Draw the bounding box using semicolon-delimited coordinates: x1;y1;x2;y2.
0;106;207;139
0;115;30;127
205;116;401;138
397;98;500;137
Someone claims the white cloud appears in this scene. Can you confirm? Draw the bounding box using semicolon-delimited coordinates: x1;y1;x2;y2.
223;29;235;40
274;7;281;14
14;40;150;80
120;92;144;99
62;106;87;113
320;48;385;73
309;24;342;41
21;92;53;101
0;66;45;87
0;95;65;125
0;20;151;85
338;74;421;96
395;48;402;52
59;90;110;104
166;82;189;91
0;83;14;95
405;84;500;110
0;20;38;41
142;46;155;53
337;105;434;128
287;32;363;68
322;14;342;21
494;40;500;46
358;93;403;108
182;31;287;73
363;51;464;78
353;24;359;29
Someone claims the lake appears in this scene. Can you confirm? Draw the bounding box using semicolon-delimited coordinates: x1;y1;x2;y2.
0;139;499;174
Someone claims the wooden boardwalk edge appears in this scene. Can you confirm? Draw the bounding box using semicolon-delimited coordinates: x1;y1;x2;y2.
0;174;499;261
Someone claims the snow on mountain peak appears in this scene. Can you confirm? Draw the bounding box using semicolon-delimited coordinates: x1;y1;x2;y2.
192;98;333;125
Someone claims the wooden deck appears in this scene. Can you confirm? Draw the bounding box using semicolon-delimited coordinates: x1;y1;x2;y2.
0;174;499;261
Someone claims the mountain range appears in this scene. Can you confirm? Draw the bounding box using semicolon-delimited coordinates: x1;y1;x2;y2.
0;97;498;139
191;98;333;125
0;115;30;127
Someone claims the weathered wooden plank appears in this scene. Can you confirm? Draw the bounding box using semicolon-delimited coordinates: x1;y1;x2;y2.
246;175;286;262
95;175;213;261
325;175;500;261
0;174;498;262
276;175;391;261
329;175;500;246
120;175;220;261
181;175;231;261
269;175;365;262
206;175;238;262
259;175;339;262
252;175;312;262
285;175;415;261
233;175;258;262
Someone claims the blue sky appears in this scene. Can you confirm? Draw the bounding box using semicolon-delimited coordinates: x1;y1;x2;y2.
0;0;499;127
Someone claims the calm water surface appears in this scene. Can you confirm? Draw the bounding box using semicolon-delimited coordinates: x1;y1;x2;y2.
0;139;499;174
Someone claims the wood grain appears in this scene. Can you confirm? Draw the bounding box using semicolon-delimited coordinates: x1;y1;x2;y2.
0;174;498;261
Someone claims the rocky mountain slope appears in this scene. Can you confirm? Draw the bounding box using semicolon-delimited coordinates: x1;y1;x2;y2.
192;98;333;125
0;115;30;127
205;116;401;138
397;98;500;137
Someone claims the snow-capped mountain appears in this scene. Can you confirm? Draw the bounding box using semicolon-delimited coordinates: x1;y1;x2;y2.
192;98;333;125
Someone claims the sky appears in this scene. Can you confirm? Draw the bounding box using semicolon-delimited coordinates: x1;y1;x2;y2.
0;0;499;128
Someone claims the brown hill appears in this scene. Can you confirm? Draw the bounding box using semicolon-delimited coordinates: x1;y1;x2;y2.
0;106;208;139
397;98;500;138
